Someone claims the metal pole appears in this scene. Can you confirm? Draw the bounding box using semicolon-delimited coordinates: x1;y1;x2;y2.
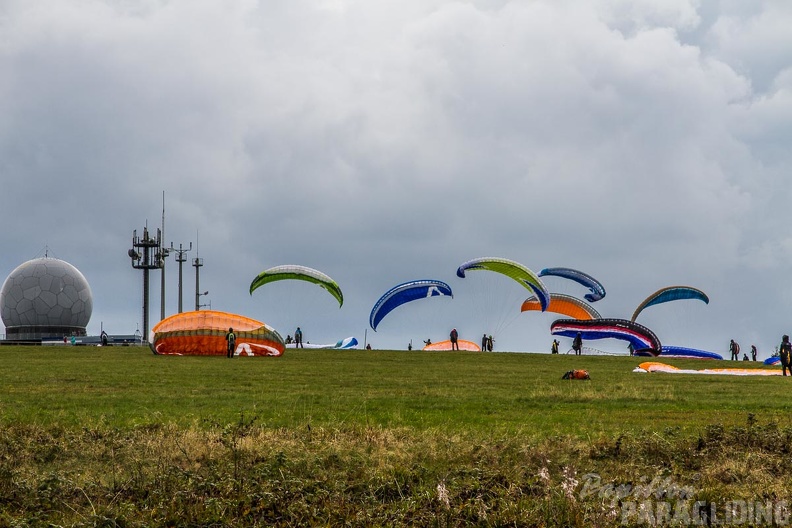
143;266;149;340
177;246;184;313
129;225;162;343
160;254;166;320
195;260;200;311
193;257;203;311
160;192;167;321
172;242;191;313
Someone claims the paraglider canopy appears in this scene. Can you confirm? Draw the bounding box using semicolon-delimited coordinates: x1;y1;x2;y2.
551;318;661;356
369;279;453;331
249;264;343;307
521;293;601;320
539;267;606;302
631;286;709;323
457;257;549;312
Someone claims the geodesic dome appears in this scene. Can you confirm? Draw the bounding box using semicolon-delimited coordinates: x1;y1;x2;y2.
1;257;93;340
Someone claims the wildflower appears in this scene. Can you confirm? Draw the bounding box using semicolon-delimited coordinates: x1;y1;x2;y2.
562;466;579;503
437;481;450;510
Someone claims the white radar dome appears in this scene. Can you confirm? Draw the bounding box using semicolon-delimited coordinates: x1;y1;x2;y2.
1;257;93;340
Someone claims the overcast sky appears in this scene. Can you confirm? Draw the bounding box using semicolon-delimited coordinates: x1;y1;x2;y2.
2;0;791;357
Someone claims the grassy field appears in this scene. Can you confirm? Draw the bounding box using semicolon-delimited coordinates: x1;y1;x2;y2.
0;346;790;526
0;346;788;434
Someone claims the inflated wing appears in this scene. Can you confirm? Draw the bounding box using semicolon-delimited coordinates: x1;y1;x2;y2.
456;257;549;311
551;318;661;356
422;339;481;351
369;280;453;331
538;267;606;302
521;293;601;320
249;264;343;307
630;286;709;322
150;310;284;357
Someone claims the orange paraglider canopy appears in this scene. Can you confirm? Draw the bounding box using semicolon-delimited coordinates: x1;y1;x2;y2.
151;310;284;357
521;293;601;320
422;339;481;351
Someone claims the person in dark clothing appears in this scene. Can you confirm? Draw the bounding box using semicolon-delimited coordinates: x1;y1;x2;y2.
780;335;792;377
226;327;236;358
551;339;559;354
294;327;303;348
487;335;494;352
572;332;583;356
481;333;488;352
729;339;740;361
751;345;757;361
450;328;459;351
100;330;109;347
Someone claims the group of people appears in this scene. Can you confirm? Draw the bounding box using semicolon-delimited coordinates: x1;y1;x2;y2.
728;339;758;361
226;325;307;357
284;327;305;347
549;333;583;355
223;325;792;374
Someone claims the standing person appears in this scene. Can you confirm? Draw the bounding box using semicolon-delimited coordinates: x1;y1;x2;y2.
487;335;494;352
572;332;583;356
225;327;236;358
100;330;109;347
450;328;459;351
780;335;792;377
729;339;740;361
751;345;757;362
481;333;488;352
551;339;559;354
294;327;303;348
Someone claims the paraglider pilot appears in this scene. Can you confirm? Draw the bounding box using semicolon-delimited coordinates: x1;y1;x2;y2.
295;327;303;348
572;332;583;356
780;335;792;377
551;339;559;354
729;339;740;361
450;328;459;351
226;327;236;358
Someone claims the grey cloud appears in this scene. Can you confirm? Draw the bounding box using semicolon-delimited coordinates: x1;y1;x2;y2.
1;0;789;356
